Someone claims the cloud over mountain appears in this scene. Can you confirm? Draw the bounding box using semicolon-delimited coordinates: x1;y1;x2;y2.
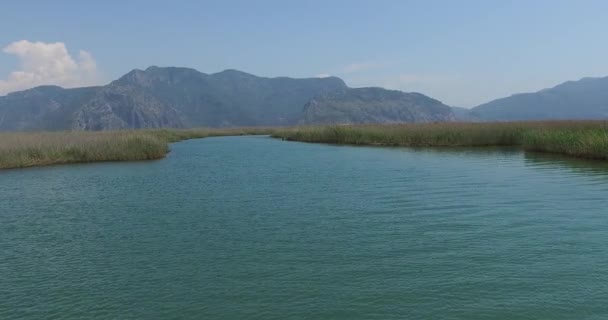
0;40;100;95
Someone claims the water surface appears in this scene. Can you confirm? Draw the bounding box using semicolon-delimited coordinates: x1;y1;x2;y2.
1;136;608;319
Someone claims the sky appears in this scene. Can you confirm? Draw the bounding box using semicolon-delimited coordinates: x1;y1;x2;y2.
1;0;607;107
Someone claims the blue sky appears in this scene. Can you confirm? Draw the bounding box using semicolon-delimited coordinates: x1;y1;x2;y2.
1;0;607;106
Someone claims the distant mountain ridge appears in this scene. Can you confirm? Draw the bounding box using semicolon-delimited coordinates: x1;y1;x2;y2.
469;76;608;121
0;66;455;131
302;88;454;124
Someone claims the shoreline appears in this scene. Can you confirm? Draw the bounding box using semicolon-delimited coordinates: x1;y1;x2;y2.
0;128;274;170
271;121;608;161
2;121;608;170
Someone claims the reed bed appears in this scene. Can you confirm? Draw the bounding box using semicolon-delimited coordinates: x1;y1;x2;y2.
3;121;608;169
272;121;608;160
0;127;273;169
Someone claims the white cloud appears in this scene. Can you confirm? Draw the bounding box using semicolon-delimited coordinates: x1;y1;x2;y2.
0;40;101;95
315;73;332;78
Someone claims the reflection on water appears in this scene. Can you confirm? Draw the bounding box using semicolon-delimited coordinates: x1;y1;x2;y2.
524;151;608;176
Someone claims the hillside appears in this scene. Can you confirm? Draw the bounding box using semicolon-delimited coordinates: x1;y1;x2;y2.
0;67;455;130
301;88;454;124
470;76;608;121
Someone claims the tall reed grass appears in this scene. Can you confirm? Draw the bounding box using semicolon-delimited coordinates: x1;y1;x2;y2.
3;122;607;169
0;128;273;169
272;121;608;160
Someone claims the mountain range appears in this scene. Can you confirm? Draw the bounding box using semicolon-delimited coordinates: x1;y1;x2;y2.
466;76;608;121
0;67;453;131
1;67;607;131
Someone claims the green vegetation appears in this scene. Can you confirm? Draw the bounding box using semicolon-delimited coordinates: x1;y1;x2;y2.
3;121;608;170
0;128;272;169
272;121;608;160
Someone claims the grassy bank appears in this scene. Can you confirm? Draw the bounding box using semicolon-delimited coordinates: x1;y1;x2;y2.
272;121;608;160
0;128;272;169
3;122;608;169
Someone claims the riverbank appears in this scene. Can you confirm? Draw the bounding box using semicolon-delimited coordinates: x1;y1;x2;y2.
272;121;608;160
3;121;607;169
0;128;273;169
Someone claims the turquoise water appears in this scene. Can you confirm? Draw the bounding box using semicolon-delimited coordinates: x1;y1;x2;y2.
1;136;608;319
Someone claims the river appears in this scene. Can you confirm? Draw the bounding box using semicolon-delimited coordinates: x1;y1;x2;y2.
1;136;607;319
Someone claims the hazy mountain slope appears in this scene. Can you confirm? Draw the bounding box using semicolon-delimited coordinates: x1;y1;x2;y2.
73;85;186;130
94;67;349;128
451;106;479;122
203;69;349;125
0;67;348;130
0;86;99;131
301;87;455;124
471;76;608;120
0;66;454;131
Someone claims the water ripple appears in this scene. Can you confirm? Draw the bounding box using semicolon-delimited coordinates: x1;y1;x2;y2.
1;137;608;319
